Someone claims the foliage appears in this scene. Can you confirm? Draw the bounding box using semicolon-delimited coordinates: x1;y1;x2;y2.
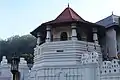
0;34;36;64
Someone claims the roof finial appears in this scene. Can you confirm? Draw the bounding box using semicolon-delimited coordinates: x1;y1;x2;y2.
112;11;114;15
68;3;69;8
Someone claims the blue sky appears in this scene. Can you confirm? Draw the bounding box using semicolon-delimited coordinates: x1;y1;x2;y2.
0;0;120;39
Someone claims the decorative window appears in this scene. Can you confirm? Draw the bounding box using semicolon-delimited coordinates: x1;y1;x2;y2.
114;61;116;63
60;32;68;41
105;70;106;73
109;70;111;73
92;53;93;55
92;60;94;62
114;69;116;72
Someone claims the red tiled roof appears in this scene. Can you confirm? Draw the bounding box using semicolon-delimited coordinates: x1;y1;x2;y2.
30;6;105;37
45;6;86;24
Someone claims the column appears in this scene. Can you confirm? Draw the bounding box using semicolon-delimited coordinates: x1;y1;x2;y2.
37;32;41;45
46;26;51;42
106;28;117;59
71;23;77;40
93;27;98;44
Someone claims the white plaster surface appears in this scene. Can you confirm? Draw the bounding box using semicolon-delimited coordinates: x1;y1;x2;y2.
52;26;71;40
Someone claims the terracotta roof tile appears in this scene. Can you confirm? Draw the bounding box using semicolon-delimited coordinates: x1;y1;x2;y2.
31;6;105;37
46;6;86;24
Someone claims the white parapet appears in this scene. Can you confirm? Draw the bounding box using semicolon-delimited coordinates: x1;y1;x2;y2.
19;57;29;80
100;59;120;80
0;56;12;80
1;56;8;66
33;40;101;67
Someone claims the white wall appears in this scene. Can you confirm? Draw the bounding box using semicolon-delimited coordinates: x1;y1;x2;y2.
52;26;72;39
100;59;120;80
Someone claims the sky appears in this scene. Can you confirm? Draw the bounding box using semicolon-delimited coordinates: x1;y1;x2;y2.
0;0;120;39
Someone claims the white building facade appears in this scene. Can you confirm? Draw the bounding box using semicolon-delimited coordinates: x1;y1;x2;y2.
29;6;120;80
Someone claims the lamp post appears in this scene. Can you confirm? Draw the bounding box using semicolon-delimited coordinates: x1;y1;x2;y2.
11;54;20;80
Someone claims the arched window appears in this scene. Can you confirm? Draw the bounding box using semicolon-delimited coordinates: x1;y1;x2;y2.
60;32;68;41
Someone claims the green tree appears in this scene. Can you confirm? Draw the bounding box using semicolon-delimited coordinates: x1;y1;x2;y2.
0;34;36;64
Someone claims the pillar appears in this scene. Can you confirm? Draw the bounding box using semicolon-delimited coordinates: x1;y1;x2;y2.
46;26;51;42
106;28;117;59
37;32;41;45
93;27;98;44
71;23;77;40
